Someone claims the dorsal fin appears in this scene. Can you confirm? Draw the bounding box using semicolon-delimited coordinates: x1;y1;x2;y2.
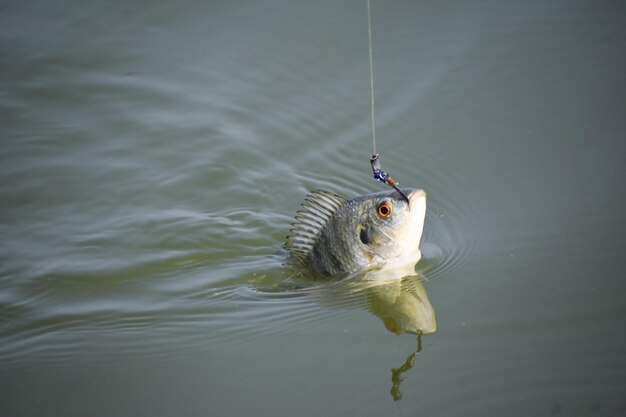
284;190;347;269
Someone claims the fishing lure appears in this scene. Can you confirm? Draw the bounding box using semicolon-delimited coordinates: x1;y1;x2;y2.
370;153;410;206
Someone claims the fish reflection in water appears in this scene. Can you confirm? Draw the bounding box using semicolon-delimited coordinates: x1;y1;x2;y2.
359;274;436;336
344;274;436;401
285;273;436;401
391;346;419;402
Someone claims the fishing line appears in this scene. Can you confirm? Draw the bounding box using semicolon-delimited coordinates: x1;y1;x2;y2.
366;1;410;207
367;0;376;155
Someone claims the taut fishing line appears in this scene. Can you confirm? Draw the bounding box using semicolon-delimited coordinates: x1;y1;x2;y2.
367;0;377;155
367;0;410;206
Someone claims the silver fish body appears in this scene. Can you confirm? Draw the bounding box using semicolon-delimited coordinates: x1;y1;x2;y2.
285;188;426;278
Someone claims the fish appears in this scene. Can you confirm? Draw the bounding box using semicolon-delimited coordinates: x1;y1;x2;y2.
285;188;427;279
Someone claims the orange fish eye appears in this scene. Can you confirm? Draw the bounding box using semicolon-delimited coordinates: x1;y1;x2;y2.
377;201;392;219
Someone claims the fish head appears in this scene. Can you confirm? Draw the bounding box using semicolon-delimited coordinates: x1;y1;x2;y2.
355;188;426;275
285;188;426;278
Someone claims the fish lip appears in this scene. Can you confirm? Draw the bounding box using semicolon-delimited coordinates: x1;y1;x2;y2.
406;189;426;205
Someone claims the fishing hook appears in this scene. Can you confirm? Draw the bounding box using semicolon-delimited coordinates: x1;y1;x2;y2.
370;153;410;207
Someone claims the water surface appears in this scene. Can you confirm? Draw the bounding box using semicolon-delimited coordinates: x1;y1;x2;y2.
1;0;625;416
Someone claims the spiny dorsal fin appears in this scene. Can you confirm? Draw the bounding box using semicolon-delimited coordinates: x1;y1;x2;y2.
284;190;347;269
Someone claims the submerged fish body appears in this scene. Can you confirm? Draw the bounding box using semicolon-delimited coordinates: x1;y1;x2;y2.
285;188;426;278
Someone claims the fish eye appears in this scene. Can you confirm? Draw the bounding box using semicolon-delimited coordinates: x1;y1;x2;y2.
377;201;393;219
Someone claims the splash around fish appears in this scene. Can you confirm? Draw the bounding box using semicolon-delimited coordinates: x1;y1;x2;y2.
284;188;426;280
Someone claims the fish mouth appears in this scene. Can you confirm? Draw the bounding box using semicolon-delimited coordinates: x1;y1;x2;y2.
406;189;427;230
407;189;427;207
395;188;427;262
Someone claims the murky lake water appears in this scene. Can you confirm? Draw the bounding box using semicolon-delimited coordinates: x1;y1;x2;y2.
2;0;626;416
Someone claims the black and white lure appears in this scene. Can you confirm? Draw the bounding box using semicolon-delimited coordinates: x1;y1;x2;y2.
370;153;410;207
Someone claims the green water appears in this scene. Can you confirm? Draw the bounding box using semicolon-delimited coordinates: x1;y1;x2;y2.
1;0;625;416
